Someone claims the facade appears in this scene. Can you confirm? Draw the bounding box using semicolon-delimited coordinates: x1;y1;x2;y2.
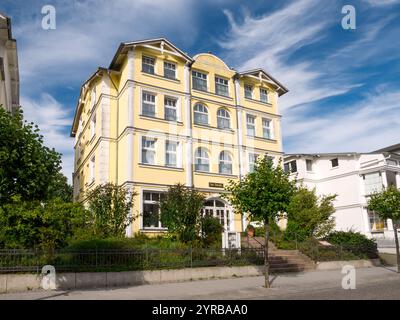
70;38;288;244
0;12;19;113
284;144;400;239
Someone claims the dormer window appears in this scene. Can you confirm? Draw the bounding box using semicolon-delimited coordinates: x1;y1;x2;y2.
244;84;253;99
260;88;269;103
142;56;155;74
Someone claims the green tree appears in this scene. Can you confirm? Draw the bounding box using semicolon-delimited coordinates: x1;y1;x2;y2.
285;187;336;240
368;186;400;272
0;196;86;250
160;183;205;243
86;183;137;238
0;108;71;203
225;157;297;287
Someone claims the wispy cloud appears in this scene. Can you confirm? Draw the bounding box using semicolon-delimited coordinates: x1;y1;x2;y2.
218;0;400;153
21;93;75;180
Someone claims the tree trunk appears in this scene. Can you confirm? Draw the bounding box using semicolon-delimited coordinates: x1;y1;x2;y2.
264;219;270;288
394;222;400;273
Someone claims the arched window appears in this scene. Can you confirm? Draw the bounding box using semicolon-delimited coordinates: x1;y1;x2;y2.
194;103;208;125
217;108;231;129
219;151;232;174
195;147;210;172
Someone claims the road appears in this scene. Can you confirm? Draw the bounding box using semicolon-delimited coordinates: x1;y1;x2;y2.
1;266;399;300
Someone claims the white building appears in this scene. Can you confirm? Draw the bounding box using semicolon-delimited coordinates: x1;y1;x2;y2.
284;143;400;240
0;12;19;113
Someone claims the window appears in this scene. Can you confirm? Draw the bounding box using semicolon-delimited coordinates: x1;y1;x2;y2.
260;88;269;103
141;137;156;164
330;158;339;168
219;151;232;174
142;56;155;74
164;62;176;79
165;140;178;167
217;108;231;129
91;87;96;109
368;209;387;232
244;84;253;99
194;103;208;125
306;159;313;172
363;172;383;195
143;192;165;229
284;160;297;173
246;114;256;136
249;153;259;172
192;71;207;91
195;147;209;172
90;114;96;139
164;97;177;121
262;118;271;139
142;92;156;117
215;76;229;96
89;156;95;183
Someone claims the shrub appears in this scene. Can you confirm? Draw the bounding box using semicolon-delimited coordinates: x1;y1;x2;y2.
0;197;86;250
160;183;205;243
325;231;378;259
201;216;223;247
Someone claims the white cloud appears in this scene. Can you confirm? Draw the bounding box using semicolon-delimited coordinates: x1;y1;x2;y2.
283;90;400;153
218;0;400;153
21;94;75;182
362;0;400;6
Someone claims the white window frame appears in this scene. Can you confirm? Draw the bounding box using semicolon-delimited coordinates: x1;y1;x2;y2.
306;159;313;172
141;136;157;165
219;151;233;175
195;147;210;172
141;91;156;117
246;114;256;137
90;114;96;140
244;84;253;99
260;88;269;103
142;55;155;74
165;140;180;168
164;96;177;121
262;118;272;139
164;61;176;79
89;156;95;183
217;108;231;129
192;70;208;92
215;76;229;97
142;190;165;229
194;103;209;125
248;153;259;172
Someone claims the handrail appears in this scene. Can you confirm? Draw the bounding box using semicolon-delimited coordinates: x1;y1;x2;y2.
246;235;265;248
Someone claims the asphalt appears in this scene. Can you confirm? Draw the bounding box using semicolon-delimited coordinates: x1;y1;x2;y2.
1;266;399;300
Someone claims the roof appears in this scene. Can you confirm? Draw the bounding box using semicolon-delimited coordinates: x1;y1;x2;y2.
373;143;400;153
238;68;289;96
284;152;359;159
109;38;194;70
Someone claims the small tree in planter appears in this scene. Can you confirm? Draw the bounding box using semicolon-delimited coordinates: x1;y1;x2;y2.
225;157;297;287
368;186;400;273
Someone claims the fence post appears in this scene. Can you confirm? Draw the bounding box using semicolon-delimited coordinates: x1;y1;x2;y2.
190;247;193;269
339;244;343;260
95;247;98;269
295;233;298;250
35;248;39;274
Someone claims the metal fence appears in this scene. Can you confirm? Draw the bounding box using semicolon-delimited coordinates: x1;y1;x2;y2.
0;247;265;274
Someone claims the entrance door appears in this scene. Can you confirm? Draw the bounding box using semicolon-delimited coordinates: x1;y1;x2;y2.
202;199;231;231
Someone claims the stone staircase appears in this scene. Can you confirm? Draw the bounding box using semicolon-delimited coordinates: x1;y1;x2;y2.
241;236;315;274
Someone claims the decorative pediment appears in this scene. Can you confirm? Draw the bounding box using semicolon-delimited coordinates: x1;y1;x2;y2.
239;69;288;96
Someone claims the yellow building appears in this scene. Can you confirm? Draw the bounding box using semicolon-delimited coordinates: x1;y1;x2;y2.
70;38;288;245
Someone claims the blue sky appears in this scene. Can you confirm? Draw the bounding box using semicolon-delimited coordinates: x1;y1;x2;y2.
1;0;400;181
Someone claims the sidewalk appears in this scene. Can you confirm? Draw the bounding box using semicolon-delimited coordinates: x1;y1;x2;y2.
1;266;399;300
